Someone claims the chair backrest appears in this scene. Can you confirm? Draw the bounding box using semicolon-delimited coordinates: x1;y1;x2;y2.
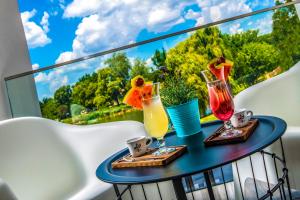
56;119;147;200
0;117;85;200
0;117;147;200
234;61;300;126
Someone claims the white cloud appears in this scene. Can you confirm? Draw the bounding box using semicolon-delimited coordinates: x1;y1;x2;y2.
147;3;184;32
185;9;201;20
146;58;153;66
256;13;273;35
57;0;190;89
94;54;110;73
128;57;135;66
35;67;76;93
229;23;243;34
21;9;37;22
35;72;47;82
191;0;252;26
72;14;113;54
63;0;121;18
59;0;252;61
36;72;69;93
55;51;77;64
40;12;50;32
21;10;51;48
32;63;40;70
51;75;68;92
36;56;100;94
57;0;194;62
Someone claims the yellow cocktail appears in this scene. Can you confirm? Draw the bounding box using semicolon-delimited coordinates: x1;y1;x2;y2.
142;82;175;155
143;96;169;139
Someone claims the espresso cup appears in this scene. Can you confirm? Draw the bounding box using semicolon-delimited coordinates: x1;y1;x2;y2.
231;109;253;128
126;136;153;157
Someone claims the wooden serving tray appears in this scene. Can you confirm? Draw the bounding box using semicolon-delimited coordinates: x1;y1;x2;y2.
204;119;259;146
112;145;187;168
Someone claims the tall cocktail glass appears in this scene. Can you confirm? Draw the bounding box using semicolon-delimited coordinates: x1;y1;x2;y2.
142;83;175;155
201;70;241;137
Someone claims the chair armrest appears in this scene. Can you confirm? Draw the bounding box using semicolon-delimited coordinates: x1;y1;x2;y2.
60;121;147;178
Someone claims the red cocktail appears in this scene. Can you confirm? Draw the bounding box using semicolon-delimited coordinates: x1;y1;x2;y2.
208;80;234;121
202;69;241;137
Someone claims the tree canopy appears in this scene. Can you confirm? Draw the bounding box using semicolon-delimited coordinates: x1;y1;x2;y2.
104;52;131;87
272;1;300;69
151;48;166;68
72;73;98;109
54;85;72;106
130;58;151;79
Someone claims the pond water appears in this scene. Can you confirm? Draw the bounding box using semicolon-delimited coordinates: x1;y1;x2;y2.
96;110;143;123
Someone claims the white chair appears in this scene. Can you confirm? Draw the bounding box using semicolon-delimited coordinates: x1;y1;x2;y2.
232;61;300;198
0;117;148;200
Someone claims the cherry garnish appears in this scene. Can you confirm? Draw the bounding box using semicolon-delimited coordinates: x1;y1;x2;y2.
135;77;144;87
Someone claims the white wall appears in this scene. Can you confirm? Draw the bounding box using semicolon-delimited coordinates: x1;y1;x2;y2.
0;0;41;120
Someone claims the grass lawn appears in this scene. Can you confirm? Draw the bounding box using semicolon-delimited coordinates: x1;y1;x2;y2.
62;104;133;125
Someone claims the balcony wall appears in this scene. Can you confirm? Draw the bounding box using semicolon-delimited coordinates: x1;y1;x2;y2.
0;0;41;120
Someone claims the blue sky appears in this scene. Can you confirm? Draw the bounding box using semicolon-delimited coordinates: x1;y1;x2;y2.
17;0;279;100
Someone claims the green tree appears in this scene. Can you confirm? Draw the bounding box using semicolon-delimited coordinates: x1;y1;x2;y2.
234;42;280;85
130;58;151;79
222;30;260;56
93;68;114;108
53;85;72;119
104;52;131;87
54;85;72;106
151;48;166;68
72;73;98;109
70;104;86;117
106;78;123;106
57;105;69;119
272;0;300;69
165;27;232;113
40;98;58;120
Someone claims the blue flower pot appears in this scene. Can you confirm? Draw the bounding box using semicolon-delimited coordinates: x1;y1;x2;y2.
166;99;201;137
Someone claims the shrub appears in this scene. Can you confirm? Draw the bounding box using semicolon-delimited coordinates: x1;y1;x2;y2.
160;77;197;107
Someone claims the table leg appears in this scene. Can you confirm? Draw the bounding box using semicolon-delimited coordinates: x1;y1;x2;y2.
172;178;188;200
280;137;292;199
204;171;216;200
113;184;122;200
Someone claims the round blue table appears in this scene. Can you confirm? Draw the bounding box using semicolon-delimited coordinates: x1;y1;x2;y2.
96;116;289;200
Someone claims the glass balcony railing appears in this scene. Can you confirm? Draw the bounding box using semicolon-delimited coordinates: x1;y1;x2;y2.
5;1;300;193
18;0;291;68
